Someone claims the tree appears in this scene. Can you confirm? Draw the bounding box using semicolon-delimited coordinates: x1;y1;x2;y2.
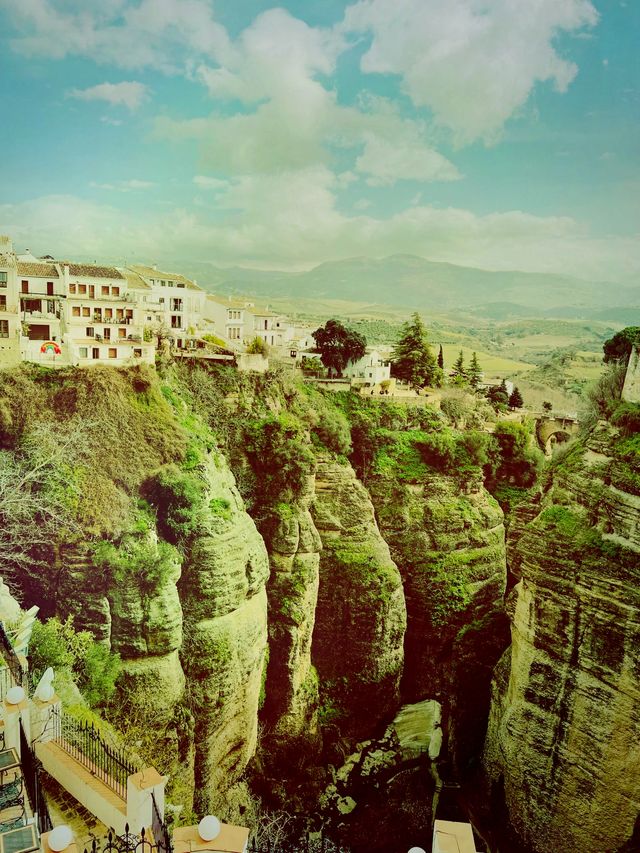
542;400;553;413
486;380;509;410
468;352;483;389
451;349;466;383
390;313;438;388
437;345;444;370
603;327;640;366
246;336;269;356
509;386;524;409
312;320;366;377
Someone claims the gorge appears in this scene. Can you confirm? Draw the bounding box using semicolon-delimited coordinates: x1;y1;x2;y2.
0;355;638;853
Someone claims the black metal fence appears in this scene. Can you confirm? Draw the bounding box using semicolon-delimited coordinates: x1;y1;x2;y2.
0;622;28;693
151;794;172;853
19;721;53;835
50;709;137;799
83;827;347;853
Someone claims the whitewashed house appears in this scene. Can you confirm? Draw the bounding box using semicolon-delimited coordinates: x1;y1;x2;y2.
343;349;391;385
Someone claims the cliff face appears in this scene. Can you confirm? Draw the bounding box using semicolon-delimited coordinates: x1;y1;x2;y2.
483;423;640;853
369;471;508;771
179;452;270;813
260;475;323;764
311;458;407;739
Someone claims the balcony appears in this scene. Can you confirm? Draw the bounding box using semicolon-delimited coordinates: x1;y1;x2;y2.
68;292;127;302
89;317;133;325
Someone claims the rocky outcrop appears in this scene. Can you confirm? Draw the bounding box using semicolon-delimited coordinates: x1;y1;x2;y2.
260;476;323;764
483;427;640;853
311;459;406;739
179;452;270;813
369;473;508;771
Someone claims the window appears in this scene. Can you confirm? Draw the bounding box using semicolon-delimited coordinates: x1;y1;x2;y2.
0;272;7;288
108;348;117;359
0;295;6;309
105;308;113;319
112;287;120;297
177;282;185;289
86;327;94;337
171;299;183;311
0;320;8;338
79;284;87;294
171;315;182;329
159;297;165;305
92;347;100;359
47;282;54;296
72;307;80;317
82;307;90;317
229;326;241;340
21;280;28;294
133;348;142;358
102;286;109;296
103;327;111;340
69;283;76;294
118;328;126;339
161;280;166;286
79;347;88;358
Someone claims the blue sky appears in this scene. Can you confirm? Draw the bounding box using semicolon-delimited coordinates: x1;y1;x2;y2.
0;0;638;280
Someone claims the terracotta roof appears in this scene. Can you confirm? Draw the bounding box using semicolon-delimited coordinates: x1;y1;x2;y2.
61;262;124;280
129;264;201;291
119;269;150;291
16;261;58;277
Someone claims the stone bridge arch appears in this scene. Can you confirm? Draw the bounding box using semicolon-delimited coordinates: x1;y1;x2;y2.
535;416;580;454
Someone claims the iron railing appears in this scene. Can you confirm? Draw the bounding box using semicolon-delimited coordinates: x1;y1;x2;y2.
151;794;172;853
0;622;28;692
83;827;347;853
19;721;53;835
50;709;137;799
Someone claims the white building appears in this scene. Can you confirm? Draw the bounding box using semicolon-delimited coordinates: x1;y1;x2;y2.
205;294;255;348
127;264;208;347
343;349;391;385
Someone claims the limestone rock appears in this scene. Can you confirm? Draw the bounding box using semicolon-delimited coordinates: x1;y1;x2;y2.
369;472;508;772
179;452;270;812
483;432;640;853
311;458;406;739
261;484;323;762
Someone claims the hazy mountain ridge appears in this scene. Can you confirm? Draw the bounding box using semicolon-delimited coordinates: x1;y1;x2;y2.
177;254;638;315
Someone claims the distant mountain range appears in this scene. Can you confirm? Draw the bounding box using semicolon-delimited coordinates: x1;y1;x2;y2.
176;254;638;319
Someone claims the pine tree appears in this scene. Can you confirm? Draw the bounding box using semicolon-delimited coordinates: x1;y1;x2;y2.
468;351;483;388
437;344;444;370
391;312;437;388
509;386;524;409
451;349;466;382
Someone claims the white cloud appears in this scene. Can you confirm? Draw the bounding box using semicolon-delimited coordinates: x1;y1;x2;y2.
356;132;461;185
158;9;461;187
2;0;231;71
193;176;229;191
90;179;155;191
3;188;638;283
68;81;148;111
342;0;598;143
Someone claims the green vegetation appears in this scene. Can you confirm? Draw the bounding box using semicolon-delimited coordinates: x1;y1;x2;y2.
93;536;179;594
246;337;269;356
29;616;120;708
143;465;206;545
603;326;640;365
311;319;366;377
391;312;441;388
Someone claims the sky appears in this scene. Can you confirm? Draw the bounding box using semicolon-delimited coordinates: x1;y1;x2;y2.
0;0;638;281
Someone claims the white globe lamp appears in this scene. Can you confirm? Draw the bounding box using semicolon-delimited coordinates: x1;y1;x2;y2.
408;848;427;853
48;825;74;852
198;816;221;842
6;686;25;705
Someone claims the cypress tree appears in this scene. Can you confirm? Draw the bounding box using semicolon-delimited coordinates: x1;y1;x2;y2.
509;386;524;409
468;351;483;388
437;344;444;370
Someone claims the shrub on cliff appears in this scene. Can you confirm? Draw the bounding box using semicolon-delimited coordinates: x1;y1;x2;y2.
143;464;206;545
485;420;543;493
29;615;120;708
245;413;316;500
